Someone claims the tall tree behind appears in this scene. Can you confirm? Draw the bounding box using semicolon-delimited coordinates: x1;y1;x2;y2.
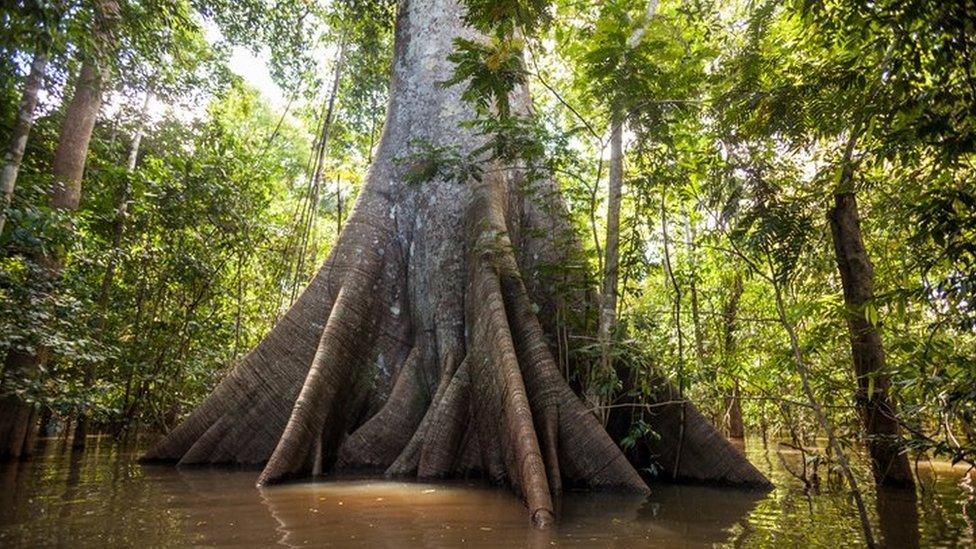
827;38;914;489
721;272;744;439
0;0;120;460
0;46;47;236
830;186;914;488
593;117;622;425
713;1;919;488
593;0;659;425
0;0;62;235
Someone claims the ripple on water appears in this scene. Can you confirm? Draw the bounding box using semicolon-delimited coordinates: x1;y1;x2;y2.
0;437;973;547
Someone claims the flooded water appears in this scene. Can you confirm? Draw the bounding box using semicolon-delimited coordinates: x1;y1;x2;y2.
0;437;973;547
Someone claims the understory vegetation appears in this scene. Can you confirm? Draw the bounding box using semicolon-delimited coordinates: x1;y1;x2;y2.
1;0;974;516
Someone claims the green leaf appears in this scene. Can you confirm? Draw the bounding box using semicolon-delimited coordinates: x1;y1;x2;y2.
863;302;879;326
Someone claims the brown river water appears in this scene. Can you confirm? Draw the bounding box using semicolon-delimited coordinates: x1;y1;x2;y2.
0;437;973;547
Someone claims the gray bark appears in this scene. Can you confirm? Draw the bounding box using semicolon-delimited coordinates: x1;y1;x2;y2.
144;0;768;526
0;49;48;236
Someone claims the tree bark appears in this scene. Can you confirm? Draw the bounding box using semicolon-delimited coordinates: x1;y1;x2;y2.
829;192;914;488
0;47;48;236
686;212;706;365
49;64;110;210
722;273;745;440
144;0;768;525
0;0;120;461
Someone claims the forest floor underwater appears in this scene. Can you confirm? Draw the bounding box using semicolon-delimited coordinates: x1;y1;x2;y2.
0;436;972;548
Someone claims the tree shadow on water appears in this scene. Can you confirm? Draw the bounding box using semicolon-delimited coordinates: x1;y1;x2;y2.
877;486;921;549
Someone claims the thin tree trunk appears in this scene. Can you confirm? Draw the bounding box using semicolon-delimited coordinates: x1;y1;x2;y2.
661;189;686;478
335;176;342;233
73;91;149;449
0;47;48;236
768;254;876;548
825;38;912;489
723;273;745;439
290;37;346;304
116;260;148;434
592;1;659;409
49;67;109;210
367;95;378;163
829;191;914;488
686;212;706;364
593;116;623;425
0;0;120;461
233;251;244;358
600;0;762;488
727;382;744;439
37;406;53;437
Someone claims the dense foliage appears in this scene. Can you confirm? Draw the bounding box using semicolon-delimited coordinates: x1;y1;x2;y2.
0;0;391;434
439;0;976;484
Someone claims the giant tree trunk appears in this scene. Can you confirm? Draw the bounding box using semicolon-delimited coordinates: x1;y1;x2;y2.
0;0;119;461
144;0;768;525
829;192;914;488
0;46;48;236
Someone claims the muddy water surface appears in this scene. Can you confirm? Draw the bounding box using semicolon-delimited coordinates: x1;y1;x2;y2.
0;437;973;547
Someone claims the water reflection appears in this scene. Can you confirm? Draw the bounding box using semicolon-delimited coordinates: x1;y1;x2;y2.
251;480;761;548
876;487;920;549
0;437;973;547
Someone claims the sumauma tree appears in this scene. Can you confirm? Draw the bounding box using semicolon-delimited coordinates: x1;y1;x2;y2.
144;0;768;526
